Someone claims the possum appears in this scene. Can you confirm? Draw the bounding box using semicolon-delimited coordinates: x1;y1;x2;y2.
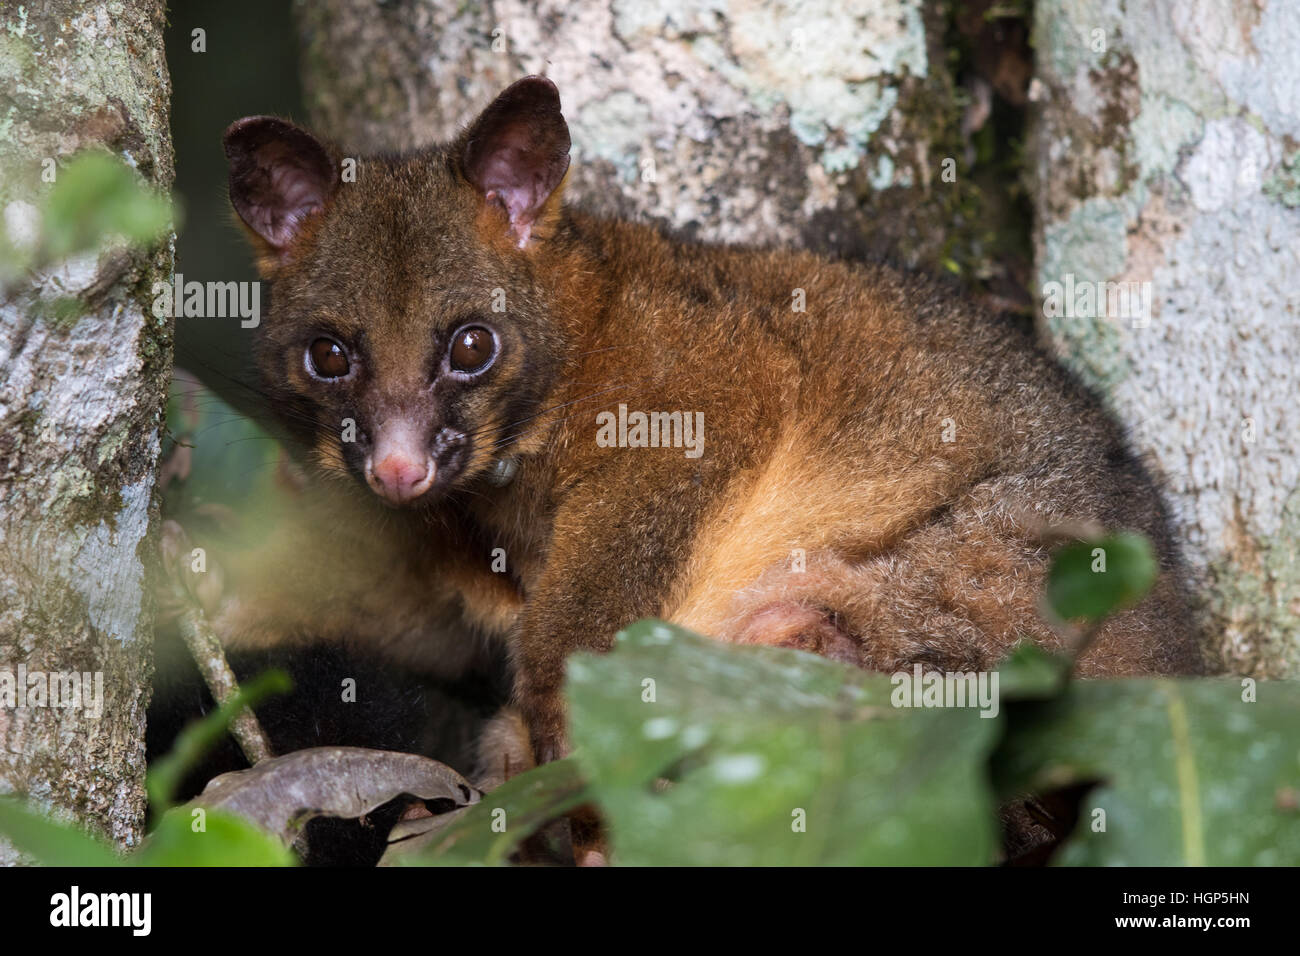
212;75;1204;770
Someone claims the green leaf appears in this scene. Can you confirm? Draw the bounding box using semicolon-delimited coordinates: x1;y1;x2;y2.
0;798;124;867
134;808;294;867
1046;531;1157;621
996;642;1072;699
993;678;1300;865
42;151;173;261
401;758;590;866
566;620;1001;865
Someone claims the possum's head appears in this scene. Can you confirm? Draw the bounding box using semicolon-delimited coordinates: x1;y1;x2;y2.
223;77;574;507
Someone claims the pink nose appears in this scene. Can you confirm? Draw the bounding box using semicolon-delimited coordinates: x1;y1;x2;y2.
367;453;434;504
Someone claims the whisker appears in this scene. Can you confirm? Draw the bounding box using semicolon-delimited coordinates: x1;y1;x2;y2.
573;344;637;358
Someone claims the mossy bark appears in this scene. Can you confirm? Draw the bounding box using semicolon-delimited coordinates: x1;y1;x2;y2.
0;0;174;861
1030;1;1300;677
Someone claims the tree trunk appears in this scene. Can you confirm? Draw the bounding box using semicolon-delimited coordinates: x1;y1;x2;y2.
295;0;1013;279
0;0;174;861
1030;0;1300;677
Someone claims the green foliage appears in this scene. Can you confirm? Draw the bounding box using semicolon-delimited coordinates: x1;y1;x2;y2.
0;798;124;867
0;150;176;295
414;530;1298;866
163;377;284;515
1046;532;1157;621
416;626;1297;866
410;624;1003;866
994;677;1300;865
567;623;1000;865
0;799;293;868
406;759;590;866
134;808;294;867
40;151;174;262
996;641;1072;697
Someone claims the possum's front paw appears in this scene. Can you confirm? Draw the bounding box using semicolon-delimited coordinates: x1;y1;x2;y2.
518;689;571;767
157;519;228;621
530;723;570;767
471;707;535;792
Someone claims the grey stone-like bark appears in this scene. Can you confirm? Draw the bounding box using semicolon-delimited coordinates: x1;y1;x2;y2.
0;0;174;861
1030;1;1300;676
296;0;980;270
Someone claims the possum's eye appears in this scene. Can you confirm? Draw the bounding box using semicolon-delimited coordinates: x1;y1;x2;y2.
448;325;497;375
307;338;350;379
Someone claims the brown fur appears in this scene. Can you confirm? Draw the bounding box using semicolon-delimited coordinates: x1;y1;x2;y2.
222;78;1204;766
486;215;1203;758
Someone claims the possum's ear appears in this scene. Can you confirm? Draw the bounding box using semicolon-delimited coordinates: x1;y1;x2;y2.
223;116;336;271
461;76;571;248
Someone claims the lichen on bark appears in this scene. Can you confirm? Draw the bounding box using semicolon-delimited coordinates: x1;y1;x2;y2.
0;0;174;861
1030;0;1300;676
295;0;1019;284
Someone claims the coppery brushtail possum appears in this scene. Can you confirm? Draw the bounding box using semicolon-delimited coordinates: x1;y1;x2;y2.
214;76;1202;764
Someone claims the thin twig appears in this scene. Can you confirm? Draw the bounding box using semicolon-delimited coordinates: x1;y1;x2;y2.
175;606;275;765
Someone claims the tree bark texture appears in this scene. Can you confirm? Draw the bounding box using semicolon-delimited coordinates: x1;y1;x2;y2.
295;0;1005;273
1030;0;1300;677
0;0;174;860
